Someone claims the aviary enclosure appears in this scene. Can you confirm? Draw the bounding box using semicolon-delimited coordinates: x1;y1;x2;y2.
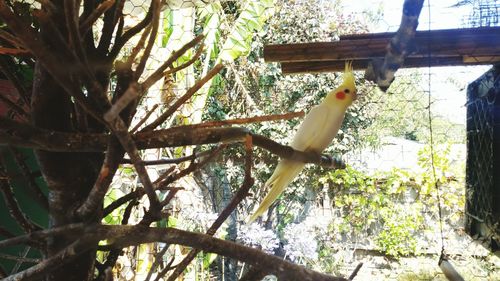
0;0;498;280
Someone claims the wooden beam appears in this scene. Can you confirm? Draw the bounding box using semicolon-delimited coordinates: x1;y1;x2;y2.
281;56;500;74
264;27;500;74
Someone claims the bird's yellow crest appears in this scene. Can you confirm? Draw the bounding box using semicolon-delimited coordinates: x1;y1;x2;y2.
325;61;357;105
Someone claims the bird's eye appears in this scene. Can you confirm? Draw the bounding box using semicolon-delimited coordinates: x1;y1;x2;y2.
344;89;350;94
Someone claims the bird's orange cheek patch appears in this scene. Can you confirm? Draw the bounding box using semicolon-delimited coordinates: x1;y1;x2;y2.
335;91;346;100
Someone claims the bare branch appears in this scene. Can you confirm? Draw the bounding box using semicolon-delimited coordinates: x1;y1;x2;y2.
0;93;28;119
153;254;176;281
0;161;41;233
104;116;161;216
0;30;25;49
364;0;424;91
176;111;305;129
0;253;40;263
0;47;29;55
130;103;159;133
101;225;348;281
126;24;153;67
104;82;141;121
75;139;124;220
109;1;155;59
141;34;205;91
348;263;363;280
0;55;30;105
2;235;97;281
142;63;224;131
3;224;348;281
0;2;105;123
79;0;116;35
8;147;48;210
134;0;162;79
166;137;254;281
0;120;346;169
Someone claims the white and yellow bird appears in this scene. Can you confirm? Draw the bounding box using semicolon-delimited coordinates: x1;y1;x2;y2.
248;62;357;223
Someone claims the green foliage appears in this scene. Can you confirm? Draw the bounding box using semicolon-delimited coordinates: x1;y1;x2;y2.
322;143;464;258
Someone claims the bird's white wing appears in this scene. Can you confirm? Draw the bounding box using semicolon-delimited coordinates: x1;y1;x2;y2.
290;105;329;151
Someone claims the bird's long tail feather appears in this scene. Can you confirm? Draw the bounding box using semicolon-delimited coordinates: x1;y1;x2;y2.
247;160;305;223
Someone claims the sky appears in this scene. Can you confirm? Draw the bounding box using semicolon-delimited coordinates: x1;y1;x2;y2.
342;0;494;125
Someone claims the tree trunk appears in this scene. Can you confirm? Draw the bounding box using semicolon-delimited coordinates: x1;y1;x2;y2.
32;63;104;281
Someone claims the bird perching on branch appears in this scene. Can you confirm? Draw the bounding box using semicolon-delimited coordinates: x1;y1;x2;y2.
248;61;357;223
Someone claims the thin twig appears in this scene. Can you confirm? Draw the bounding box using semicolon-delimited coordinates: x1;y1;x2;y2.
130;104;159;133
145;245;169;281
141;34;205;91
122;149;212;166
142;63;224;131
153;254;176;281
8;147;48;210
100;199;138;276
64;0;85;60
79;0;115;35
126;23;153;67
109;1;155;59
134;0;162;79
166;138;254;281
0;93;28;119
0;55;29;105
0;30;24;49
172;111;305;130
104;82;141;121
0;161;41;233
0;253;40;263
348;263;363;280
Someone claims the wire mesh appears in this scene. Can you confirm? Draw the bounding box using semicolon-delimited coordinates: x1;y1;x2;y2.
1;0;500;280
103;0;500;280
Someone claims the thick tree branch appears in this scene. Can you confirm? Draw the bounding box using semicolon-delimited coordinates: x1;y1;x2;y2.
0;120;346;169
4;224;346;281
364;0;424;90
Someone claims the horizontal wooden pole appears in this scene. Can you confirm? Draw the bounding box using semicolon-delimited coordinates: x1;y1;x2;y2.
264;27;500;67
281;56;500;74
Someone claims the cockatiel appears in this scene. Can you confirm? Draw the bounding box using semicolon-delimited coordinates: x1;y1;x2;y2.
248;61;357;223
